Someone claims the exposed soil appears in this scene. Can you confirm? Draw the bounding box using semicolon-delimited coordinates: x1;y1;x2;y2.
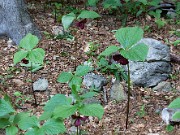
0;1;180;135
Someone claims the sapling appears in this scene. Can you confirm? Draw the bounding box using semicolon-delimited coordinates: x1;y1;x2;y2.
99;27;149;128
13;33;45;105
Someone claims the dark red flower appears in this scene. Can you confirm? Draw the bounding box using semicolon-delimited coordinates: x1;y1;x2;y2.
79;116;89;121
75;19;87;29
113;54;129;65
21;58;29;64
74;118;81;127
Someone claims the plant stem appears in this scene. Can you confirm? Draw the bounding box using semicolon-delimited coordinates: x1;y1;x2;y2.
30;62;37;105
77;126;79;135
126;64;131;129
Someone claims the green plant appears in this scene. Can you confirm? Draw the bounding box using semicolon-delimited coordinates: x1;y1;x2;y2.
13;91;31;108
56;64;104;134
13;33;45;105
99;27;148;128
85;42;100;57
0;95;66;135
136;104;146;118
148;9;167;29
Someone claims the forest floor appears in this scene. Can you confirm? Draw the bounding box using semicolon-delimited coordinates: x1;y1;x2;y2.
0;1;180;135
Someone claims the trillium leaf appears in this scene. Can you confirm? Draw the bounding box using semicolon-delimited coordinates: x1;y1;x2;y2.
6;126;18;135
100;45;120;56
120;43;148;61
42;119;66;134
69;76;82;91
62;12;76;30
18;116;39;130
0;99;15;117
77;10;101;19
28;48;45;64
13;50;28;65
43;94;71;112
172;112;180;121
168;97;180;109
115;27;143;49
53;105;77;119
79;104;104;119
57;72;73;83
19;33;39;50
75;65;91;76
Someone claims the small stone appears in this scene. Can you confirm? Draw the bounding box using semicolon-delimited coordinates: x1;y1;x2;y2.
161;108;180;125
33;78;48;91
68;126;77;134
12;79;24;87
52;26;64;35
110;80;127;101
153;81;172;91
83;73;107;91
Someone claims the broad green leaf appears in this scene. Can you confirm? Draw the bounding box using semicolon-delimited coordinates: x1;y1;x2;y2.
43;94;71;112
100;45;119;56
14;112;30;124
87;0;99;7
19;33;39;50
168;97;180;109
103;0;121;9
39;112;53;121
166;124;174;132
0;118;10;128
0;99;15;117
172;112;180;120
77;10;100;19
120;43;148;61
13;50;28;65
6;126;18;135
138;0;147;5
28;48;45;64
62;12;76;30
25;128;44;135
115;27;143;49
42;119;66;134
53;105;77;119
18;116;39;130
75;65;91;76
79;104;104;119
57;72;73;83
69;76;82;91
81;92;98;99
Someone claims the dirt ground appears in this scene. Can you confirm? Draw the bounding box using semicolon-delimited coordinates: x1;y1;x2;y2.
0;1;180;135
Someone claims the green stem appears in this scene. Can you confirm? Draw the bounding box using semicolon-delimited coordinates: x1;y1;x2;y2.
77;126;79;135
31;62;37;105
126;64;131;129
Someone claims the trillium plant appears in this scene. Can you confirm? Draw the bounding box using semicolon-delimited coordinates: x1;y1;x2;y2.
57;64;104;134
13;33;45;105
99;26;149;128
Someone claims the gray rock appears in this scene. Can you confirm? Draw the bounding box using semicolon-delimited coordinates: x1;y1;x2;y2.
110;80;127;101
83;73;107;91
33;78;48;92
0;0;41;45
161;108;180;125
153;81;172;91
124;38;172;87
83;97;101;104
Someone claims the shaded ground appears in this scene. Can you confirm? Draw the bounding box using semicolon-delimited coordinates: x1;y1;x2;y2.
0;1;180;135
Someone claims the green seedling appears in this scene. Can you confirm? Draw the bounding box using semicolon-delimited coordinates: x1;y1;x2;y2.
99;27;149;128
13;91;30;108
136;104;146;118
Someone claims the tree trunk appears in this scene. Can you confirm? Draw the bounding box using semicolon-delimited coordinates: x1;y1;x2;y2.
0;0;41;45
